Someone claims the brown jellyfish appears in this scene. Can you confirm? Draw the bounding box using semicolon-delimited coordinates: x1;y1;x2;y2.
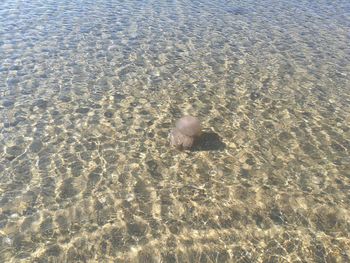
170;116;201;150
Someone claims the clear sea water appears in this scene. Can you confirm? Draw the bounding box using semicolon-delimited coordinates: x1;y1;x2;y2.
0;0;349;262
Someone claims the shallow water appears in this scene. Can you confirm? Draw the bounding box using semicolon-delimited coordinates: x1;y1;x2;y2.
1;0;350;262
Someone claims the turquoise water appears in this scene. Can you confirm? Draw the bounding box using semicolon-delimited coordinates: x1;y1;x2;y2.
1;0;349;262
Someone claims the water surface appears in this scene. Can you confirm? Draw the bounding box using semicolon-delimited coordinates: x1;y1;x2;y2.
1;0;350;262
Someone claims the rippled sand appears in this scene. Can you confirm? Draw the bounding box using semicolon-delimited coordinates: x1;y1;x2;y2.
0;0;349;262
